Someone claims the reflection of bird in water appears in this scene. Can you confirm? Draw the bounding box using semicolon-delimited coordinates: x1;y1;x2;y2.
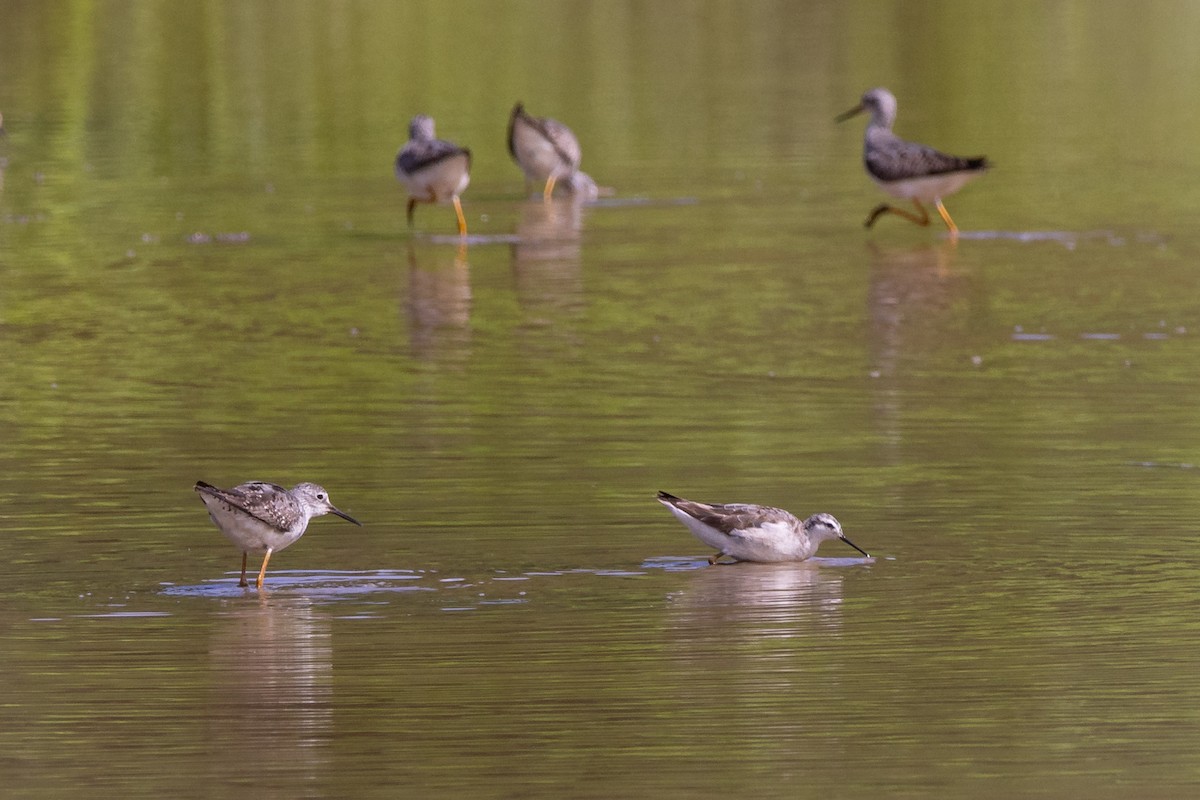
511;198;585;318
207;599;333;790
657;491;869;565
395;115;472;236
838;87;988;240
866;240;978;379
667;561;846;635
507;102;598;202
195;481;361;588
865;241;982;457
406;242;472;362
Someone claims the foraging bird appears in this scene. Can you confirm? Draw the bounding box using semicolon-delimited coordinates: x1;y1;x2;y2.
838;87;988;239
656;491;869;565
195;480;361;588
395;115;472;236
507;102;598;201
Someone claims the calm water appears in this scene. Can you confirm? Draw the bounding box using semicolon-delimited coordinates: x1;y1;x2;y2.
3;1;1200;797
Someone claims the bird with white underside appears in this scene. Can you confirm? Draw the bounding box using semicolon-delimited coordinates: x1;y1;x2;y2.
195;480;361;588
838;87;988;239
657;491;870;565
395;114;472;236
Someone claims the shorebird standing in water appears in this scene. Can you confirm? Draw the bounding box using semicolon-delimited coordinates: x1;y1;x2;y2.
656;491;869;565
195;480;361;588
838;87;988;239
395;115;472;236
507;102;598;201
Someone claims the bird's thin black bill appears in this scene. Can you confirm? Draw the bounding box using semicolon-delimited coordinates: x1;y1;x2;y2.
842;535;870;558
332;508;363;526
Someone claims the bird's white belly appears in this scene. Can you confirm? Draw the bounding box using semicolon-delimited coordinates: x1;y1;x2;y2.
402;154;471;202
202;501;302;553
875;170;979;202
516;140;568;181
667;507;807;562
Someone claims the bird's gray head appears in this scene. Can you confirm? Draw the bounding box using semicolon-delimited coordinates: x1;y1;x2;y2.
836;87;897;129
804;513;870;557
566;170;599;201
292;483;362;526
803;513;844;540
409;114;436;141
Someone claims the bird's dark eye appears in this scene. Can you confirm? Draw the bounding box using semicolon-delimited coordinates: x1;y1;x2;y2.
317;494;325;500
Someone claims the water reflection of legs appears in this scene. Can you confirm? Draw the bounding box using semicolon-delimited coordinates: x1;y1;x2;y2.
206;598;332;791
511;199;586;325
668;563;845;638
405;241;472;363
867;240;978;457
867;239;972;378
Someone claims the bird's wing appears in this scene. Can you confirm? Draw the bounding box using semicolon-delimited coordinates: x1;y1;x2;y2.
539;118;582;169
196;481;299;532
665;496;794;540
510;106;581;170
397;138;471;176
867;135;985;182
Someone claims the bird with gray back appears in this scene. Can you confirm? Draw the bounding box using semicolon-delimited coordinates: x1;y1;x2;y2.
657;491;869;565
838;87;988;238
395;115;472;236
195;480;361;588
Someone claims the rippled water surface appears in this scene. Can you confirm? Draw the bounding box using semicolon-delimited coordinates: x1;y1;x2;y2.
3;2;1200;797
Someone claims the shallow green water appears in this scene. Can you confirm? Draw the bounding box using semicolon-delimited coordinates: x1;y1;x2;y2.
3;2;1200;797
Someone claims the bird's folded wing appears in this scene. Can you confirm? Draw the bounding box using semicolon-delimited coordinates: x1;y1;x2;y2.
398;139;471;175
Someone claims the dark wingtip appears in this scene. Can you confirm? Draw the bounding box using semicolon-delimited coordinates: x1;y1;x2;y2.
657;490;679;502
970;156;990;171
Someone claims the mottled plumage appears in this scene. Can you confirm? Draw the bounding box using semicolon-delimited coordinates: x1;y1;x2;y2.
507;102;597;201
839;87;988;238
195;480;361;588
657;491;869;565
395;115;472;235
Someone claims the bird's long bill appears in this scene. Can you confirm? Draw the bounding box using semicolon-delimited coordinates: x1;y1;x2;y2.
331;508;363;527
841;534;870;558
835;103;864;123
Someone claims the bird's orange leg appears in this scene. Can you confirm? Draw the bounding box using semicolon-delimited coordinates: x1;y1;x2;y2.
255;548;274;589
934;199;959;239
542;174;558;202
865;199;931;229
452;196;467;237
239;552;249;587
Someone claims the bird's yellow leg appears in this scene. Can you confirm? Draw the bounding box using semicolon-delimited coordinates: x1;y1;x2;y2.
708;551;727;566
864;200;930;229
935;199;959;239
406;198;418;227
452;196;467;237
255;548;274;589
239;552;249;587
543;175;558;202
